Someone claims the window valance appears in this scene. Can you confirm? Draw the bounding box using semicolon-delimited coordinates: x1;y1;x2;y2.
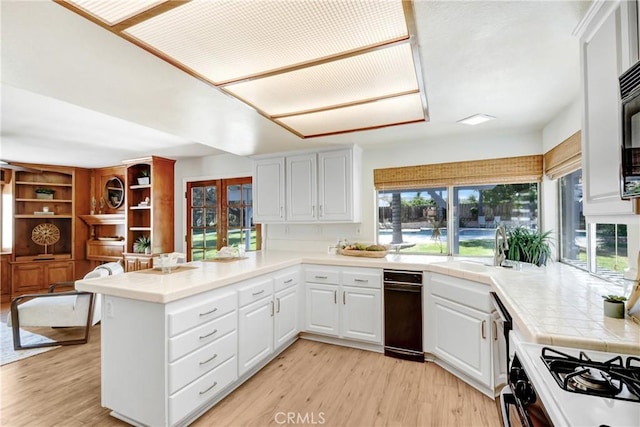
373;154;543;190
543;131;581;180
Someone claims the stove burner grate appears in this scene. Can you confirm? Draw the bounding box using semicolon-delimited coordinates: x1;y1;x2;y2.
541;347;640;402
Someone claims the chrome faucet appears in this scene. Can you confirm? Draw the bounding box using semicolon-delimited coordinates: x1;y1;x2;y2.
494;224;509;267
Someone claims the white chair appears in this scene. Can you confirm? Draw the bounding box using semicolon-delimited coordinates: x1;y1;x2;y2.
8;261;124;350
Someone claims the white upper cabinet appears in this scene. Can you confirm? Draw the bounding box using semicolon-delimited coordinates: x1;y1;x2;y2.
286;153;318;221
253;146;361;223
253;157;285;222
579;0;639;218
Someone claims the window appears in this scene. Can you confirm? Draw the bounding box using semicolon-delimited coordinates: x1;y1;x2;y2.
559;169;585;267
453;183;539;257
593;224;628;283
377;182;539;256
186;177;260;261
558;169;627;284
378;188;448;254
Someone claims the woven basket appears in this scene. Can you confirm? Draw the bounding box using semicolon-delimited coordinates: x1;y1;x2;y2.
339;249;388;258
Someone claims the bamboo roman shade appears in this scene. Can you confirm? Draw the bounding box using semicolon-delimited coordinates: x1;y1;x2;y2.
374;155;543;190
543;131;582;180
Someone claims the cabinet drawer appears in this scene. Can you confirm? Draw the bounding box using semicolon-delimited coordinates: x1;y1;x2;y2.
169;331;237;395
342;270;382;289
429;273;491;312
274;268;299;292
169;355;237;425
304;268;339;285
169;311;237;362
238;277;273;308
168;292;236;337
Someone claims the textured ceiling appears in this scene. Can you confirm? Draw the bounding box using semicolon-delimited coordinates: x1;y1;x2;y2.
0;1;591;168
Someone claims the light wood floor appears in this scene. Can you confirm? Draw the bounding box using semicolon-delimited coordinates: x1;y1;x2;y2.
1;324;502;427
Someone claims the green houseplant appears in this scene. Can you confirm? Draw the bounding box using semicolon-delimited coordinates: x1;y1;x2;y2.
137;169;150;185
35;187;55;199
133;235;151;254
506;226;553;267
602;295;627;319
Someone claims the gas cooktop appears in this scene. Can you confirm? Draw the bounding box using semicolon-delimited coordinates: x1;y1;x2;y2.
541;347;640;402
515;338;640;427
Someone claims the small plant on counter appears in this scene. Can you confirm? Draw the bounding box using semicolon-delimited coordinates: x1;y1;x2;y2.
602;294;627;319
133;235;151;254
602;294;627;303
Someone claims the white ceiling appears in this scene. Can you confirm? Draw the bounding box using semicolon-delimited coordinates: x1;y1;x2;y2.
0;0;591;169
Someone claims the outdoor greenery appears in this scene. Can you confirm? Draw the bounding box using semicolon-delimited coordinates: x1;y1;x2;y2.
191;229;257;260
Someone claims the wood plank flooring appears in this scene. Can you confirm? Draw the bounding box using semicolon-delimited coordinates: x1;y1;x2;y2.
1;324;502;427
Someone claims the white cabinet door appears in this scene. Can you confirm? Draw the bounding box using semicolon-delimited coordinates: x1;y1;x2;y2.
581;3;635;217
430;295;492;388
238;297;274;376
253;158;285;222
318;149;352;221
305;283;339;336
340;286;381;343
274;286;298;349
286;153;317;221
491;310;507;390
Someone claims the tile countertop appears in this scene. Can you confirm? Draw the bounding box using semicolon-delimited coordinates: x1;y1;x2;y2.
75;251;640;355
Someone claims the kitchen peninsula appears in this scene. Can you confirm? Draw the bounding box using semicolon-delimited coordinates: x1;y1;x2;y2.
77;251;640;426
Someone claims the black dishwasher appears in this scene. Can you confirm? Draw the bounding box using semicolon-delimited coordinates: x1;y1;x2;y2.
383;270;423;362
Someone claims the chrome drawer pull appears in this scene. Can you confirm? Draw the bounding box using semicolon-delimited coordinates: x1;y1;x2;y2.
199;381;218;395
199;329;218;340
252;290;265;296
315;275;328;279
284;279;293;284
481;320;486;340
199;307;218;317
354;279;369;283
199;354;218;365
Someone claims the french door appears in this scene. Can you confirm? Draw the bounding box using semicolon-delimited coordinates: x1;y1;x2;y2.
186;177;260;261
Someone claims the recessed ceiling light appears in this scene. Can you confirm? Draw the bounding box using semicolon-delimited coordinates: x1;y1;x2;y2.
457;113;496;126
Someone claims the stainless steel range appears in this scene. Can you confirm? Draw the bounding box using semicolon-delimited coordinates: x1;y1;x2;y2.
501;335;640;426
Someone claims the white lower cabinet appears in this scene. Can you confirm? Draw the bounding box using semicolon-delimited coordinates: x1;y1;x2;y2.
430;295;491;387
425;272;495;395
238;268;300;376
491;310;508;389
238;296;274;376
305;282;340;336
304;265;382;344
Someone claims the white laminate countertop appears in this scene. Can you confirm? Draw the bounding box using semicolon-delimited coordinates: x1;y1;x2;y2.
75;251;640;354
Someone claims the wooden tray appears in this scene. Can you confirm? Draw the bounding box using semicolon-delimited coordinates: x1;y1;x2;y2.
340;249;388;258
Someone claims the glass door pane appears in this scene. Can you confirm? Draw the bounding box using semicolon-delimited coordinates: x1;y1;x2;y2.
188;182;218;261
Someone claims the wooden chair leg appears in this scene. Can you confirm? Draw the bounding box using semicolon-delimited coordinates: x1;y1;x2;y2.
10;293;96;351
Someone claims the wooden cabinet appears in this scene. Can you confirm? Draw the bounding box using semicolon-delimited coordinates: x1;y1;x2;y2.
579;1;639;217
10;164;89;296
1;253;11;302
253;157;285;222
425;273;494;395
253;147;361;223
123;156;175;267
11;260;74;295
304;265;382;344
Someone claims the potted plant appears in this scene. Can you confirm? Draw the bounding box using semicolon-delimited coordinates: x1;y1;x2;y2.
506;226;553;267
34;187;55;199
133;235;151;254
137;169;150;185
602;295;627;318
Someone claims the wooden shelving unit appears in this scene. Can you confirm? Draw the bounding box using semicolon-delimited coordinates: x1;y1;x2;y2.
10;165;90;296
123;156;175;271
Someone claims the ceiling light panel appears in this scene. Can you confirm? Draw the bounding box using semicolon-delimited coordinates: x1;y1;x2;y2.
66;0;164;25
224;43;418;117
277;93;425;137
123;0;409;84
